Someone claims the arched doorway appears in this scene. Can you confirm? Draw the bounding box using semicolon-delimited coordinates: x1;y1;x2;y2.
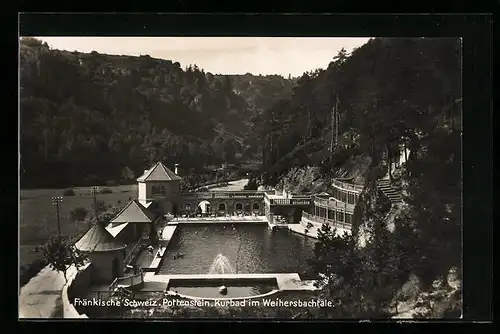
198;200;211;214
235;202;243;211
112;257;120;278
252;202;260;212
218;202;226;212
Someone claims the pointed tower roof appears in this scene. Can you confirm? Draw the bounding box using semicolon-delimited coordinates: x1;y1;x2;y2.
75;222;126;252
109;199;156;225
137;162;182;182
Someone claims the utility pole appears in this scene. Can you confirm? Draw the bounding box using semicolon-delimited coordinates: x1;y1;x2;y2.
330;94;335;159
90;186;100;221
330;93;339;162
51;196;63;235
335;95;339;148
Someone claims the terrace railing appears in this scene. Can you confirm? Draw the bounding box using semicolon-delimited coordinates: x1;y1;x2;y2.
262;192;312;206
332;179;364;193
123;238;147;267
302;212;352;231
313;196;355;213
268;198;312;206
181;191;265;200
109;270;144;291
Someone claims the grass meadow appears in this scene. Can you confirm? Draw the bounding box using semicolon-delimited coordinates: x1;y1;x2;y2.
19;184;138;278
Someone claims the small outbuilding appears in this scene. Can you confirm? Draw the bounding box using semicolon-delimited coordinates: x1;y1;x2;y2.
75;222;127;283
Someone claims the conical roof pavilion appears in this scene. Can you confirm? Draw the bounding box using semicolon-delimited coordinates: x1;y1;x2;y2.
75;222;126;252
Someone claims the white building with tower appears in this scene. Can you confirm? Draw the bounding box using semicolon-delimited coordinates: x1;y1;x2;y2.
137;161;182;215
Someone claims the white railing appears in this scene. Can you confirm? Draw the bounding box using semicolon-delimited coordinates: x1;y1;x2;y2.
263;192;312;206
269;198;312;206
332;179;364;193
302;212;352;230
313;196;355;213
181;191;264;200
123;238;146;266
109;271;144;291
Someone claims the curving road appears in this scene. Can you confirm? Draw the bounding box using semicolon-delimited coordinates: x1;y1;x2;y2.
209;179;248;192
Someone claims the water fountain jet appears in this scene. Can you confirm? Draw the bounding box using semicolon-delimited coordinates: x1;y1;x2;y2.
208;254;236;275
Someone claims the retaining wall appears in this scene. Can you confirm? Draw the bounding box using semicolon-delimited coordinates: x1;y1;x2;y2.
62;263;92;319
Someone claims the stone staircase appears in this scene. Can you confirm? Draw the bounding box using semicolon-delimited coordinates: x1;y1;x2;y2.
376;178;403;231
376;179;402;203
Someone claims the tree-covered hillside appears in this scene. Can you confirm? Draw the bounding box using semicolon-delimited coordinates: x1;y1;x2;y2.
20;37;294;188
256;37;462;317
253;38;461;185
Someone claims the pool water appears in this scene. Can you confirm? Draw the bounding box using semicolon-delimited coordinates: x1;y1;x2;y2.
157;223;316;275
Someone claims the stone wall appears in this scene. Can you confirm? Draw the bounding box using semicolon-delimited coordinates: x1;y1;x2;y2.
88;250;125;283
301;215;352;235
62;263;92;318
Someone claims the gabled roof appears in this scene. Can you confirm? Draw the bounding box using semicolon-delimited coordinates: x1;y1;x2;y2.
105;221;129;238
75;222;126;252
137;162;182;182
109;199;156;225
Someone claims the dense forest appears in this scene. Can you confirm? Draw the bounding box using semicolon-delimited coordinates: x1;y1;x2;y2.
20;37;294;188
255;38;462;317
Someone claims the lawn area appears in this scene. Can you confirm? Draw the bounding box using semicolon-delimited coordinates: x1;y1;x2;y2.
19;184;138;278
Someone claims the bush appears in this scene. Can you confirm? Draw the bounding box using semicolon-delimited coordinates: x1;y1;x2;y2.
100;188;113;194
20;259;47;287
70;207;88;222
92;199;107;213
63;188;76;196
244;178;258;190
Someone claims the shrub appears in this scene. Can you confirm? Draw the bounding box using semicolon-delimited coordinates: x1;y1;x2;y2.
63;188;76;196
70;207;88;222
39;235;87;282
92;199;107;214
100;188;113;194
244;178;258;190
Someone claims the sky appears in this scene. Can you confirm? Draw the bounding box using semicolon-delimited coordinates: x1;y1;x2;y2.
36;37;370;77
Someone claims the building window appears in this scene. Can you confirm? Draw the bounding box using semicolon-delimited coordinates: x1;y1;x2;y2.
218;203;226;211
152;185;165;195
347;193;354;205
252;203;260;210
235;202;243;211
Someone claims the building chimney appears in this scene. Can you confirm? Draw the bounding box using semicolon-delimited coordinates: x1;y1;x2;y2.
174;164;179;175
